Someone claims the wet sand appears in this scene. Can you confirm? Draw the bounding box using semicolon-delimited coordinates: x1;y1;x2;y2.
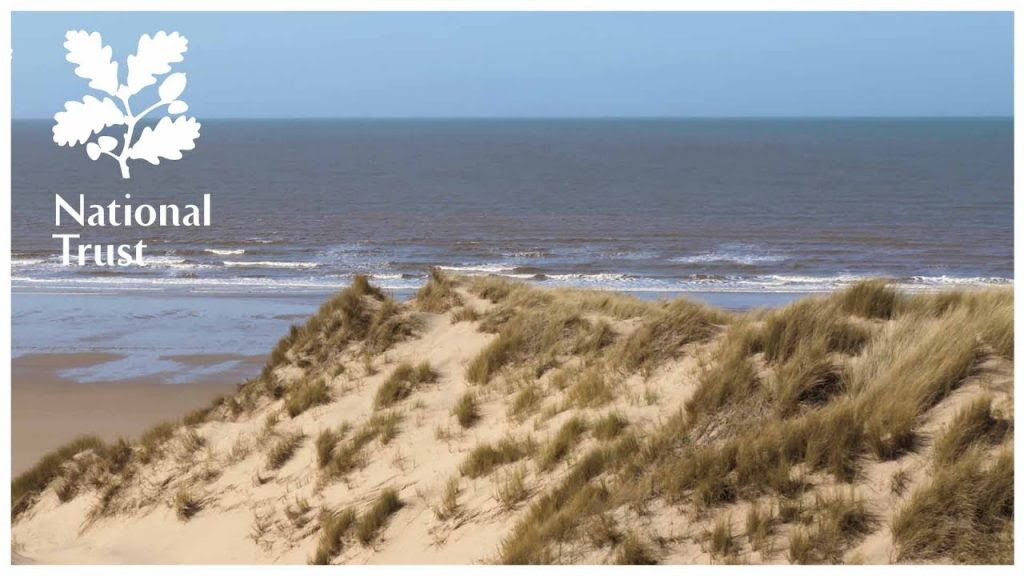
12;352;263;475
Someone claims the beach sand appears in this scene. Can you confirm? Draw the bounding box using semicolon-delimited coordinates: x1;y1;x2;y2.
12;352;262;475
9;278;1014;564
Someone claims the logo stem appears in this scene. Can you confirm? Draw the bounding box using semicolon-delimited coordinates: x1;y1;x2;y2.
118;157;131;179
117;96;136;179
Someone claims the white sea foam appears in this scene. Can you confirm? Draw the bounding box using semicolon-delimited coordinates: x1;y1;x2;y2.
906;275;1012;286
223;260;319;269
140;256;198;270
765;274;862;285
500;273;1013;294
672;250;788;265
205;248;246;256
437;264;518;274
11;258;47;266
11;267;1012;297
12;274;339;291
543;273;632;283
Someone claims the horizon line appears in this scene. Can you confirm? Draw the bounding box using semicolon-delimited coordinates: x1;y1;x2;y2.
11;114;1014;121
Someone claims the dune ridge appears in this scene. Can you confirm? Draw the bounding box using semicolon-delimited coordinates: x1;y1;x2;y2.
11;273;1014;564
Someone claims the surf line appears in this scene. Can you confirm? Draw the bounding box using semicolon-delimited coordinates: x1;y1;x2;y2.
52;193;211;266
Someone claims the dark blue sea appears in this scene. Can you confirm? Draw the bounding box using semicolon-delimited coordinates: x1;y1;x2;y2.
12;118;1013;380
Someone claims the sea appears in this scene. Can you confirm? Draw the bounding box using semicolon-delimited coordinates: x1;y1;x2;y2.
11;118;1013;381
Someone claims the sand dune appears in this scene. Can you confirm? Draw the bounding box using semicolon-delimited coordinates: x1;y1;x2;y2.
11;274;1014;564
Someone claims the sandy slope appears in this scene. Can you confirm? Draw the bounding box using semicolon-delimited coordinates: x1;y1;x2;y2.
10;283;1014;564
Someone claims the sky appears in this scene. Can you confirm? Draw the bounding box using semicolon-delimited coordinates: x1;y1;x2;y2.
12;11;1013;119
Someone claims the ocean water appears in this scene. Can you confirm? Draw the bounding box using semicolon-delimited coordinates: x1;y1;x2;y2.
11;119;1013;379
13;119;1013;295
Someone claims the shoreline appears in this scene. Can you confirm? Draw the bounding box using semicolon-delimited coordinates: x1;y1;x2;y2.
12;352;262;475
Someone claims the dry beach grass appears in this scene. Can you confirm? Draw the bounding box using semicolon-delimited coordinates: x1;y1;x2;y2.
10;273;1014;564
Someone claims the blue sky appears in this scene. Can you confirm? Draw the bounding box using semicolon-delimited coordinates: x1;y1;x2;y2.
12;12;1013;119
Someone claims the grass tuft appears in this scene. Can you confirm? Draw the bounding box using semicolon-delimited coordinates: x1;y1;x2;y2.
787;528;813;564
745;503;774;552
174;488;202;521
835;279;901;319
707;516;736;559
760;298;871;364
356;488;403;545
311;507;356;564
452;392;480;428
686;337;759;418
183;403;217;427
466;308;612;384
565;367;616;408
932;396;1006;466
287;276;415;366
787;490;874;564
892;447;1013;563
593;412;628;441
285;377;331;418
494;465;529;511
773;345;843;416
497;437;635;563
508;382;543;420
315;426;345;468
324;411;403;479
538;416;588;471
266;431;304;470
374;362;436;409
416;268;462;313
451;306;480;323
461;435;535;478
890;469;910;497
434;477;460;520
138;420;178;463
854;312;980;460
12;435;106;517
613;298;724;375
615;532;658;564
